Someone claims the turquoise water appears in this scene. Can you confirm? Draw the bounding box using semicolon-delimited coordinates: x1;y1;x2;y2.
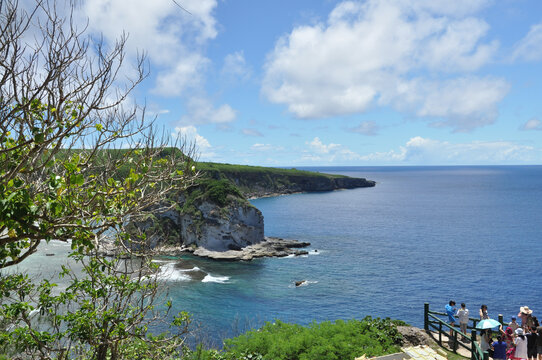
16;166;542;345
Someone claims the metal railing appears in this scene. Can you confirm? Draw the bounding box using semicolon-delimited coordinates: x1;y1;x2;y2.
424;303;494;360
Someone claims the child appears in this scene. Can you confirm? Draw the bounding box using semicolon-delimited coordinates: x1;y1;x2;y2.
510;317;520;332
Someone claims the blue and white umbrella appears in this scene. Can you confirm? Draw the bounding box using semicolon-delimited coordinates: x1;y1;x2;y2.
476;319;502;329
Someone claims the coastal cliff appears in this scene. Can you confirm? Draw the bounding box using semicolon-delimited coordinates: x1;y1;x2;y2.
118;165;375;259
197;162;376;198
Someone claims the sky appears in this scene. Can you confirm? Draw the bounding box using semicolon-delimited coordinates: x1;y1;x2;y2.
78;0;542;166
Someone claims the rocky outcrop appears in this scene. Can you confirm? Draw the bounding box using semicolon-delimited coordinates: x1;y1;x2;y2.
150;191;265;252
191;237;310;260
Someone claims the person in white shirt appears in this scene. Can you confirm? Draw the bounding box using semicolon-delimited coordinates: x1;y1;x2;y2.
456;303;470;342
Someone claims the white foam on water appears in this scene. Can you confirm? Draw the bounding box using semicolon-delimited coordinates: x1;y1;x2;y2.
308;250;321;255
155;263;191;282
202;274;230;284
179;266;201;272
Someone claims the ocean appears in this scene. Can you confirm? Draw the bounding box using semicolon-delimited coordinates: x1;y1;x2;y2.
15;166;542;345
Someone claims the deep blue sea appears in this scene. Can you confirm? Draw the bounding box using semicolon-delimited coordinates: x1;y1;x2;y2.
18;166;542;345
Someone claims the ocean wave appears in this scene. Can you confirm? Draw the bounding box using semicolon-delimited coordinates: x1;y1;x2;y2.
202;274;230;284
155;263;191;282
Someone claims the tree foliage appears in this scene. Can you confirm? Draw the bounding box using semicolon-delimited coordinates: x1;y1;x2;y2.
0;0;197;358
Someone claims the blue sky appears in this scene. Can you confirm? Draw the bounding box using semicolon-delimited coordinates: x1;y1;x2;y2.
81;0;542;166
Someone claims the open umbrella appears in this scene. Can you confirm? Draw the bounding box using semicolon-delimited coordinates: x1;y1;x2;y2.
476;319;502;329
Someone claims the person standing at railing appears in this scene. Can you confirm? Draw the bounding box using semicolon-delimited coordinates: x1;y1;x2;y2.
480;304;489;319
446;300;457;337
456;303;470;342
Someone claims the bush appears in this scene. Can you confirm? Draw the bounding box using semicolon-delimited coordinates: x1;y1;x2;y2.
186;317;405;360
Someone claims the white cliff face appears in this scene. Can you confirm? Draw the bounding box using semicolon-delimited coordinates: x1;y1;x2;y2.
157;197;265;252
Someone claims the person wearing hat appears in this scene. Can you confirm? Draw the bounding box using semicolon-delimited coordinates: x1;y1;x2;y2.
519;306;534;331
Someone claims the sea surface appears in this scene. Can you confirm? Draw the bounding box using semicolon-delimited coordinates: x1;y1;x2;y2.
15;166;542;345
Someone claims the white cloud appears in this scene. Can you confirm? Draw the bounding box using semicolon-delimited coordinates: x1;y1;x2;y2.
262;0;505;131
511;23;542;62
80;0;236;126
180;97;236;125
302;137;361;162
395;77;509;132
172;125;215;159
153;54;210;96
520;118;542;131
360;136;541;164
349;120;379;136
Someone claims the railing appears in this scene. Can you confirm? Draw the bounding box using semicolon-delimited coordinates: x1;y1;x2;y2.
424;303;501;360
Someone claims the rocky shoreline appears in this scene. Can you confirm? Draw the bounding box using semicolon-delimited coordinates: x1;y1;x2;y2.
99;236;311;261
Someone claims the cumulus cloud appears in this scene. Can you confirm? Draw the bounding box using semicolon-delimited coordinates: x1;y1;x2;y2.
520;118;542;131
172;125;215;159
262;0;506;131
180;97;236;125
511;23;542;62
80;0;236;126
302;137;361;162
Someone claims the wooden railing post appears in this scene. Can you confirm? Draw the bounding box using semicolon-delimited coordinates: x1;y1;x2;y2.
471;330;477;360
483;351;489;360
424;303;429;331
438;322;442;345
498;314;503;325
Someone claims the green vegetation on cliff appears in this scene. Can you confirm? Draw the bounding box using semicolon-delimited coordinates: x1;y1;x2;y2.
196;162;375;198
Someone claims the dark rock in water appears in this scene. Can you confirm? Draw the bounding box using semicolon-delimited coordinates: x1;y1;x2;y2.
295;280;307;287
45;253;55;256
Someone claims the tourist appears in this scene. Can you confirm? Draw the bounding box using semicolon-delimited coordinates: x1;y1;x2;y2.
493;335;508;360
446;300;457;337
501;326;515;350
526;327;538;360
519;306;534;330
533;317;539;328
509;317;521;332
456;303;470;341
515;328;529;360
480;304;489;320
